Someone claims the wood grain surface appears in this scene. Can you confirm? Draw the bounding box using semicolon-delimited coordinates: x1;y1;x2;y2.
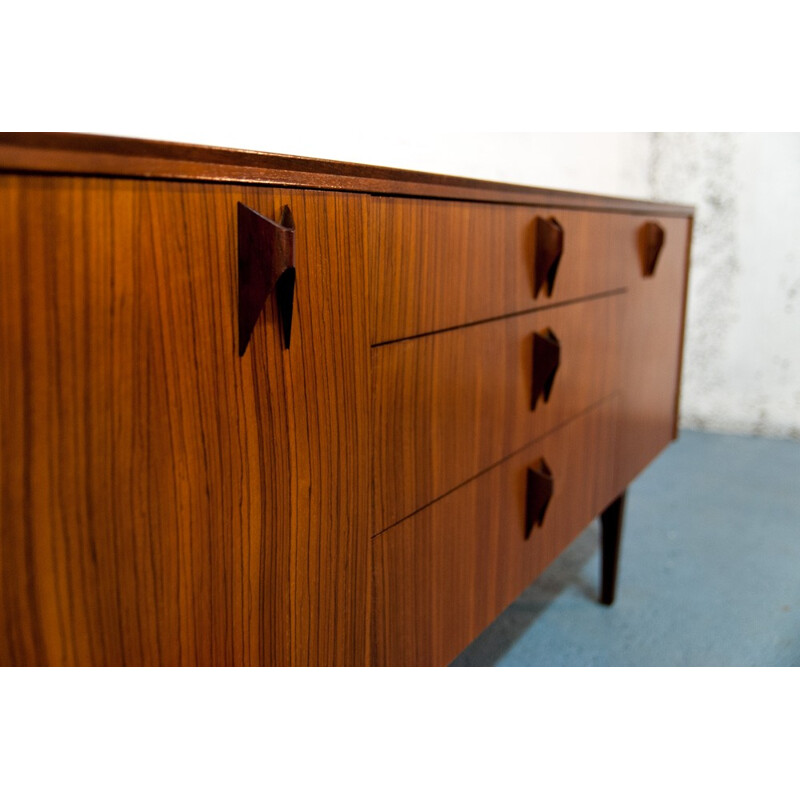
615;216;691;493
0;175;370;666
370;199;644;342
372;397;619;667
0;133;695;216
372;293;623;532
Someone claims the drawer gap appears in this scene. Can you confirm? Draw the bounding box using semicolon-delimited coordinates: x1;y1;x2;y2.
371;287;626;348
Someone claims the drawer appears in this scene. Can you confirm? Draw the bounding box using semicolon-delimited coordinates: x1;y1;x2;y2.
372;397;619;667
373;292;623;532
370;198;642;343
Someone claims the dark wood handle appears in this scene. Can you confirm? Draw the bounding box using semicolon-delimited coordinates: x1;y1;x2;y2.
639;221;665;277
237;203;296;356
533;216;564;298
531;328;560;410
525;458;553;538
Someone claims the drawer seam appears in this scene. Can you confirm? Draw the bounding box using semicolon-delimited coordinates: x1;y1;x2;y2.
370;287;627;348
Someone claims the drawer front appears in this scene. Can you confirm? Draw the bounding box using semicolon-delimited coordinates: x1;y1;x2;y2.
372;398;619;667
371;198;639;343
616;215;692;492
373;292;623;532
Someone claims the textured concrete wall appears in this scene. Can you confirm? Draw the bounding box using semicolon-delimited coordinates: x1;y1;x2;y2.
650;133;800;439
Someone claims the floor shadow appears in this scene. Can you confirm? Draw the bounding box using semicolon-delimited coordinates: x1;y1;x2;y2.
450;521;601;666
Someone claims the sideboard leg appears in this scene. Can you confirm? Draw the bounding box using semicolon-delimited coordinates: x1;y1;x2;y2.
600;491;627;605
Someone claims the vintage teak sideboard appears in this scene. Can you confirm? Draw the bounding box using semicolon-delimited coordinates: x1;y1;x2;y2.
0;134;693;666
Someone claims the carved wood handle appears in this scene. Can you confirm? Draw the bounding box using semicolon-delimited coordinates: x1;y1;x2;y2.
531;328;560;410
533;216;564;298
525;458;554;538
639;221;665;277
237;203;296;356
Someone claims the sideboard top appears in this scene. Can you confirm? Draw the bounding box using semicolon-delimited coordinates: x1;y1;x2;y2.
0;133;694;216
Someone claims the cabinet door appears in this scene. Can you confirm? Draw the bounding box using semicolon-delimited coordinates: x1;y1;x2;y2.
0;176;370;666
616;216;692;491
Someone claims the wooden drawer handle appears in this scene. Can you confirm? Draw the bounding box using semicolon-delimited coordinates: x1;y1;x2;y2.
639;221;665;277
533;216;564;298
237;203;296;356
531;328;560;410
525;458;553;538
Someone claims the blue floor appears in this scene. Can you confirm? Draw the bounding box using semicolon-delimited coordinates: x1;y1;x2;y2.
451;430;800;666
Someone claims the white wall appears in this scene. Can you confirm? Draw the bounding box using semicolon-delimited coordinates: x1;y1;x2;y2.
101;130;800;438
650;133;800;439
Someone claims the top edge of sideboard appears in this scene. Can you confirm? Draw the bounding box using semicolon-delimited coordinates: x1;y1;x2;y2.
0;133;695;217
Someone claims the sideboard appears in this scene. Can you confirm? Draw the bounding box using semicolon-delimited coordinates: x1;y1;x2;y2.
0;134;693;666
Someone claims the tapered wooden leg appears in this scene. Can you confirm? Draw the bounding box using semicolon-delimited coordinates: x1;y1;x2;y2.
600;491;626;605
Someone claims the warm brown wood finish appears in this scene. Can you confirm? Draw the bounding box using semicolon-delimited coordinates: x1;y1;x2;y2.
0;133;694;215
0;176;370;666
0;135;693;667
372;398;619;667
373;293;623;532
615;216;691;493
371;200;640;342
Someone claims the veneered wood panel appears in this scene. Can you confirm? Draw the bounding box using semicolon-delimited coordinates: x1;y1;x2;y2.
0;176;370;666
615;216;692;492
373;293;623;532
370;199;641;342
372;398;619;667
